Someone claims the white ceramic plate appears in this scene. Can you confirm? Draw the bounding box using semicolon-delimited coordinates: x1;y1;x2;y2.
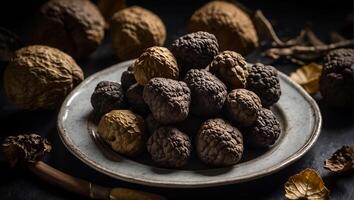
57;60;322;188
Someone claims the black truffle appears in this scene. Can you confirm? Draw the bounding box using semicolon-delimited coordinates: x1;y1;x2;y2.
184;69;227;118
320;48;354;108
91;81;126;115
121;66;137;91
247;63;281;107
245;108;281;148
171;31;219;73
125;83;149;116
143;78;191;124
145;114;161;134
147;126;192;168
196;118;243;166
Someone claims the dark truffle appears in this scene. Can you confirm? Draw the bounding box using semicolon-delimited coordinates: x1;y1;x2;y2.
226;89;262;127
145;114;161;134
91;81;126;115
320;48;354;108
147;126;192;168
196;118;243;166
245;108;281;148
171;31;219;72
121;66;137;91
143;78;191;124
126;83;149;116
184;69;227;118
247;63;281;107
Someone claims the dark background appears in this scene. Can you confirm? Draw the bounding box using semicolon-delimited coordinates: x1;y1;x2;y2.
0;0;353;199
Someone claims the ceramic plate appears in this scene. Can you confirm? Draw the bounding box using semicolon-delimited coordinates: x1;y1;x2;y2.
57;60;322;188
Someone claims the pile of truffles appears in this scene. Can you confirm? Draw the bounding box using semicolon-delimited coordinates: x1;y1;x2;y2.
92;31;281;169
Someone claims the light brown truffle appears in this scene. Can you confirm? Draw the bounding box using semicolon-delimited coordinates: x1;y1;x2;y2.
134;47;179;85
4;45;84;109
111;6;166;60
189;1;258;55
97;110;147;156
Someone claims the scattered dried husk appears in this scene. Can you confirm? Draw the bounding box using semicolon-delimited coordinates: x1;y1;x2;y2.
324;146;354;173
285;168;329;200
290;63;322;94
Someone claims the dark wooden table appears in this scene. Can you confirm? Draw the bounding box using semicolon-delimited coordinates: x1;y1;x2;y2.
1;1;353;199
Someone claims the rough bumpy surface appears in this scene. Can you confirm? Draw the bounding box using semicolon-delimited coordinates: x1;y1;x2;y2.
97;110;147;156
171;31;219;72
126;83;149;116
4;45;84;109
320;49;354;108
189;1;258;55
111;6;166;60
226;89;262;127
208;51;248;89
184;69;227;117
31;0;105;59
143;78;191;124
134;47;179;85
247;63;281;107
91;81;126;115
196;118;243;166
245;108;281;148
146;127;192;168
120;65;136;91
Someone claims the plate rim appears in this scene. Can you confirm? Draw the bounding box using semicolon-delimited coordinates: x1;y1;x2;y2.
57;60;322;188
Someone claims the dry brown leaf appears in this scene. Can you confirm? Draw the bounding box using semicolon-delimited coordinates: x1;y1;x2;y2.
324;146;354;173
285;168;329;200
290;63;322;94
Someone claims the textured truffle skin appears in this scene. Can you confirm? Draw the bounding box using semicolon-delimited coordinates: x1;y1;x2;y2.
245;108;281;148
209;51;248;89
184;69;227;118
120;65;136;91
31;0;105;59
111;6;166;60
4;45;84;109
189;1;258;55
226;89;262;127
147;127;192;168
126;83;149;116
320;49;354;108
91;81;126;115
97;110;147;156
196;118;243;166
134;47;179;85
171;31;219;72
247;63;281;107
143;78;191;124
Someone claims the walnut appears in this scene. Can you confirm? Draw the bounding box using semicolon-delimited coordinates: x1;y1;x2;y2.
324;146;354;173
147;127;192;168
31;0;105;59
134;46;179;85
226;89;262;127
126;83;149;116
320;49;354;108
189;1;258;55
208;51;248;89
120;65;136;91
143;78;191;124
111;6;166;60
97;110;147;156
0;27;22;62
4;45;84;109
196;118;243;166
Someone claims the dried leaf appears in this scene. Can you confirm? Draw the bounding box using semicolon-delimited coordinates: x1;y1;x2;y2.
285;168;329;200
290;63;322;94
324;146;354;173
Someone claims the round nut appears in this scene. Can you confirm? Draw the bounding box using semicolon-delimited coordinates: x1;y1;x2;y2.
31;0;105;59
97;110;147;156
189;1;258;55
209;51;248;89
134;46;179;85
111;6;166;60
147;126;192;168
196;118;244;166
126;83;149;116
4;45;84;109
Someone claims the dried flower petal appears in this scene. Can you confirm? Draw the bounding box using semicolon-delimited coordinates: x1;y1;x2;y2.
2;134;51;166
290;63;322;94
324;146;354;173
285;168;329;200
